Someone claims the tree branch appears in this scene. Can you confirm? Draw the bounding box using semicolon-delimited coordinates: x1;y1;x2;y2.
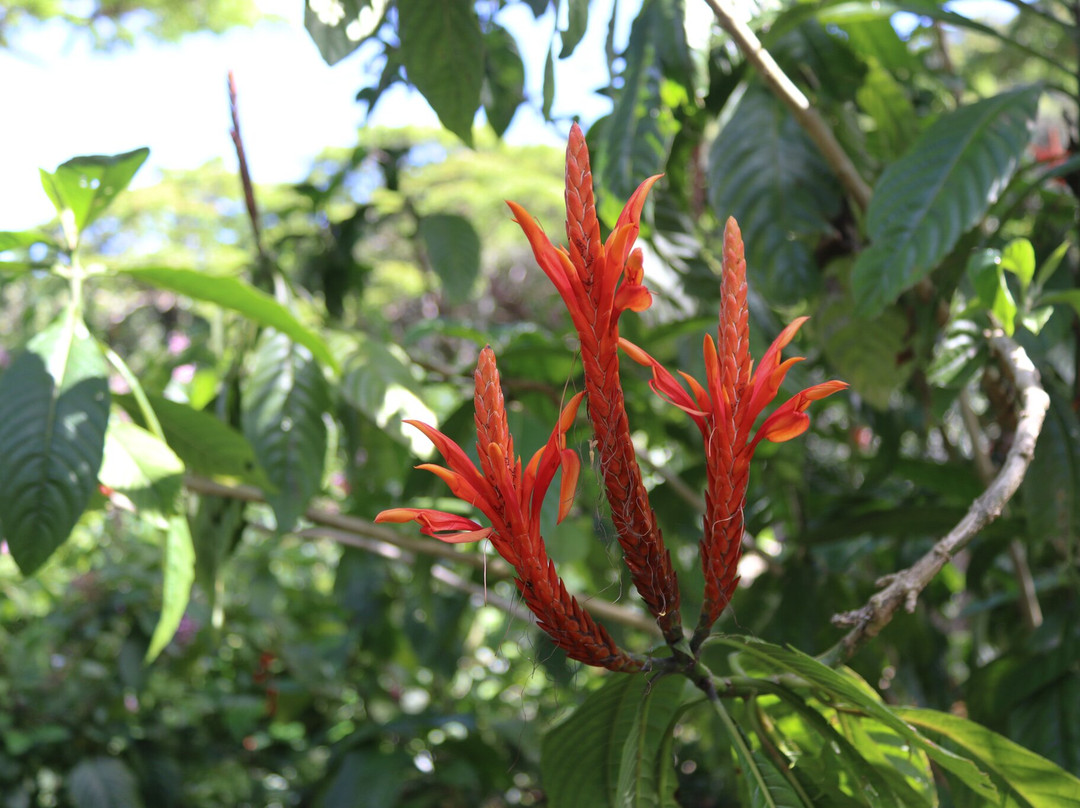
182;474;662;638
820;332;1049;665
703;0;873;211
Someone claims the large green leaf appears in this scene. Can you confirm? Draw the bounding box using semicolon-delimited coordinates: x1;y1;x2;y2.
614;677;687;808
0;313;110;574
119;266;338;371
1022;384;1078;548
856;59;918;163
144;514;195;662
542;674;683;808
68;756;144;808
99;420;184;515
39;148;149;245
852;86;1040;315
708;88;842;305
482;24;525;138
241;331;330;532
117;392;274;490
896;708;1080;807
717;637;1000;803
417;214;481;304
398;0;483;145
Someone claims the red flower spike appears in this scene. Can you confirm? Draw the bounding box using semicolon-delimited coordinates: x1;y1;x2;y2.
509;124;683;648
620;221;847;648
376;346;642;672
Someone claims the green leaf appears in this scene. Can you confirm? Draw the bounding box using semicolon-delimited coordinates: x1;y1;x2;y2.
99;420;184;515
482;24;525;137
717;637;1000;803
1040;289;1080;318
560;0;588;57
816;283;913;409
896;708;1080;807
241;331;330;532
118;266;338;371
39;148;149;245
304;0;372;66
0;312;110;574
856;59;918;163
614;677;687;808
1032;241;1070;292
852;86;1041;315
398;0;483;145
418;214;481;304
708;88;842;304
68;756;144;808
746;747;806;808
542;674;679;808
1021;386;1078;548
1001;239;1036;292
0;229;57;252
117;393;274;490
144;513;196;662
542;44;555;120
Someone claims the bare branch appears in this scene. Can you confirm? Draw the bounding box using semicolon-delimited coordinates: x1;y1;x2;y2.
702;0;874;211
182;474;662;638
821;332;1049;665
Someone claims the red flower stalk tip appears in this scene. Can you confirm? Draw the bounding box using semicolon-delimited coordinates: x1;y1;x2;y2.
375;346;642;672
508;123;683;647
621;218;847;646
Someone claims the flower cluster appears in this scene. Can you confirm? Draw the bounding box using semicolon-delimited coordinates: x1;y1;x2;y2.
377;126;845;668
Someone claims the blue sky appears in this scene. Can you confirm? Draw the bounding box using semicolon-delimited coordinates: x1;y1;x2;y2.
0;0;640;231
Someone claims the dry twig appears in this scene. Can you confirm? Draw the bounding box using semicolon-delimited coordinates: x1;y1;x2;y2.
821;333;1049;665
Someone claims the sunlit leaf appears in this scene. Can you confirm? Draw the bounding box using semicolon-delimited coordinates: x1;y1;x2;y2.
145;513;195;662
40;148;149;245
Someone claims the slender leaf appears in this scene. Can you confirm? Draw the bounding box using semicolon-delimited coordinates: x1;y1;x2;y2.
241;331;330;532
68;756;144;808
398;0;483;145
40;148;149;244
0;313;110;574
896;708;1080;807
852;86;1040;315
482;24;525;137
717;637;1000;803
542;43;555;120
144;514;196;662
708;88;842;304
560;0;588;57
119;266;338;371
418;214;481;303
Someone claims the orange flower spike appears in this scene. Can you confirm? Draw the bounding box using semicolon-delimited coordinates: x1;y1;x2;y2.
509;124;682;648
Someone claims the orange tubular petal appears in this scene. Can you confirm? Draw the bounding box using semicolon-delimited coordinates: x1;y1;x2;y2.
614;283;652;314
557;448;581;523
618;337;652;366
374;507;491;543
375;507;426;524
615;174;663;230
415;463;486;510
757;409;811;443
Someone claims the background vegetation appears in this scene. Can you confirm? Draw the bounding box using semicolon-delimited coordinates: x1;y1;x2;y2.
1;0;1078;805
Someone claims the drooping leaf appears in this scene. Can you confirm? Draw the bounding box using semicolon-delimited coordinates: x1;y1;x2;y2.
542;674;681;808
117;393;274;490
398;0;483;145
1000;239;1036;292
119;266;338;371
856;59;919;163
542;43;555;120
68;756;144;808
708;88;842;304
560;0;588;57
0;312;110;574
897;708;1080;807
241;331;330;532
1021;385;1078;549
852;86;1041;315
482;24;525;137
39;148;149;245
614;677;687;808
745;747;807;808
144;513;196;662
418;213;481;304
